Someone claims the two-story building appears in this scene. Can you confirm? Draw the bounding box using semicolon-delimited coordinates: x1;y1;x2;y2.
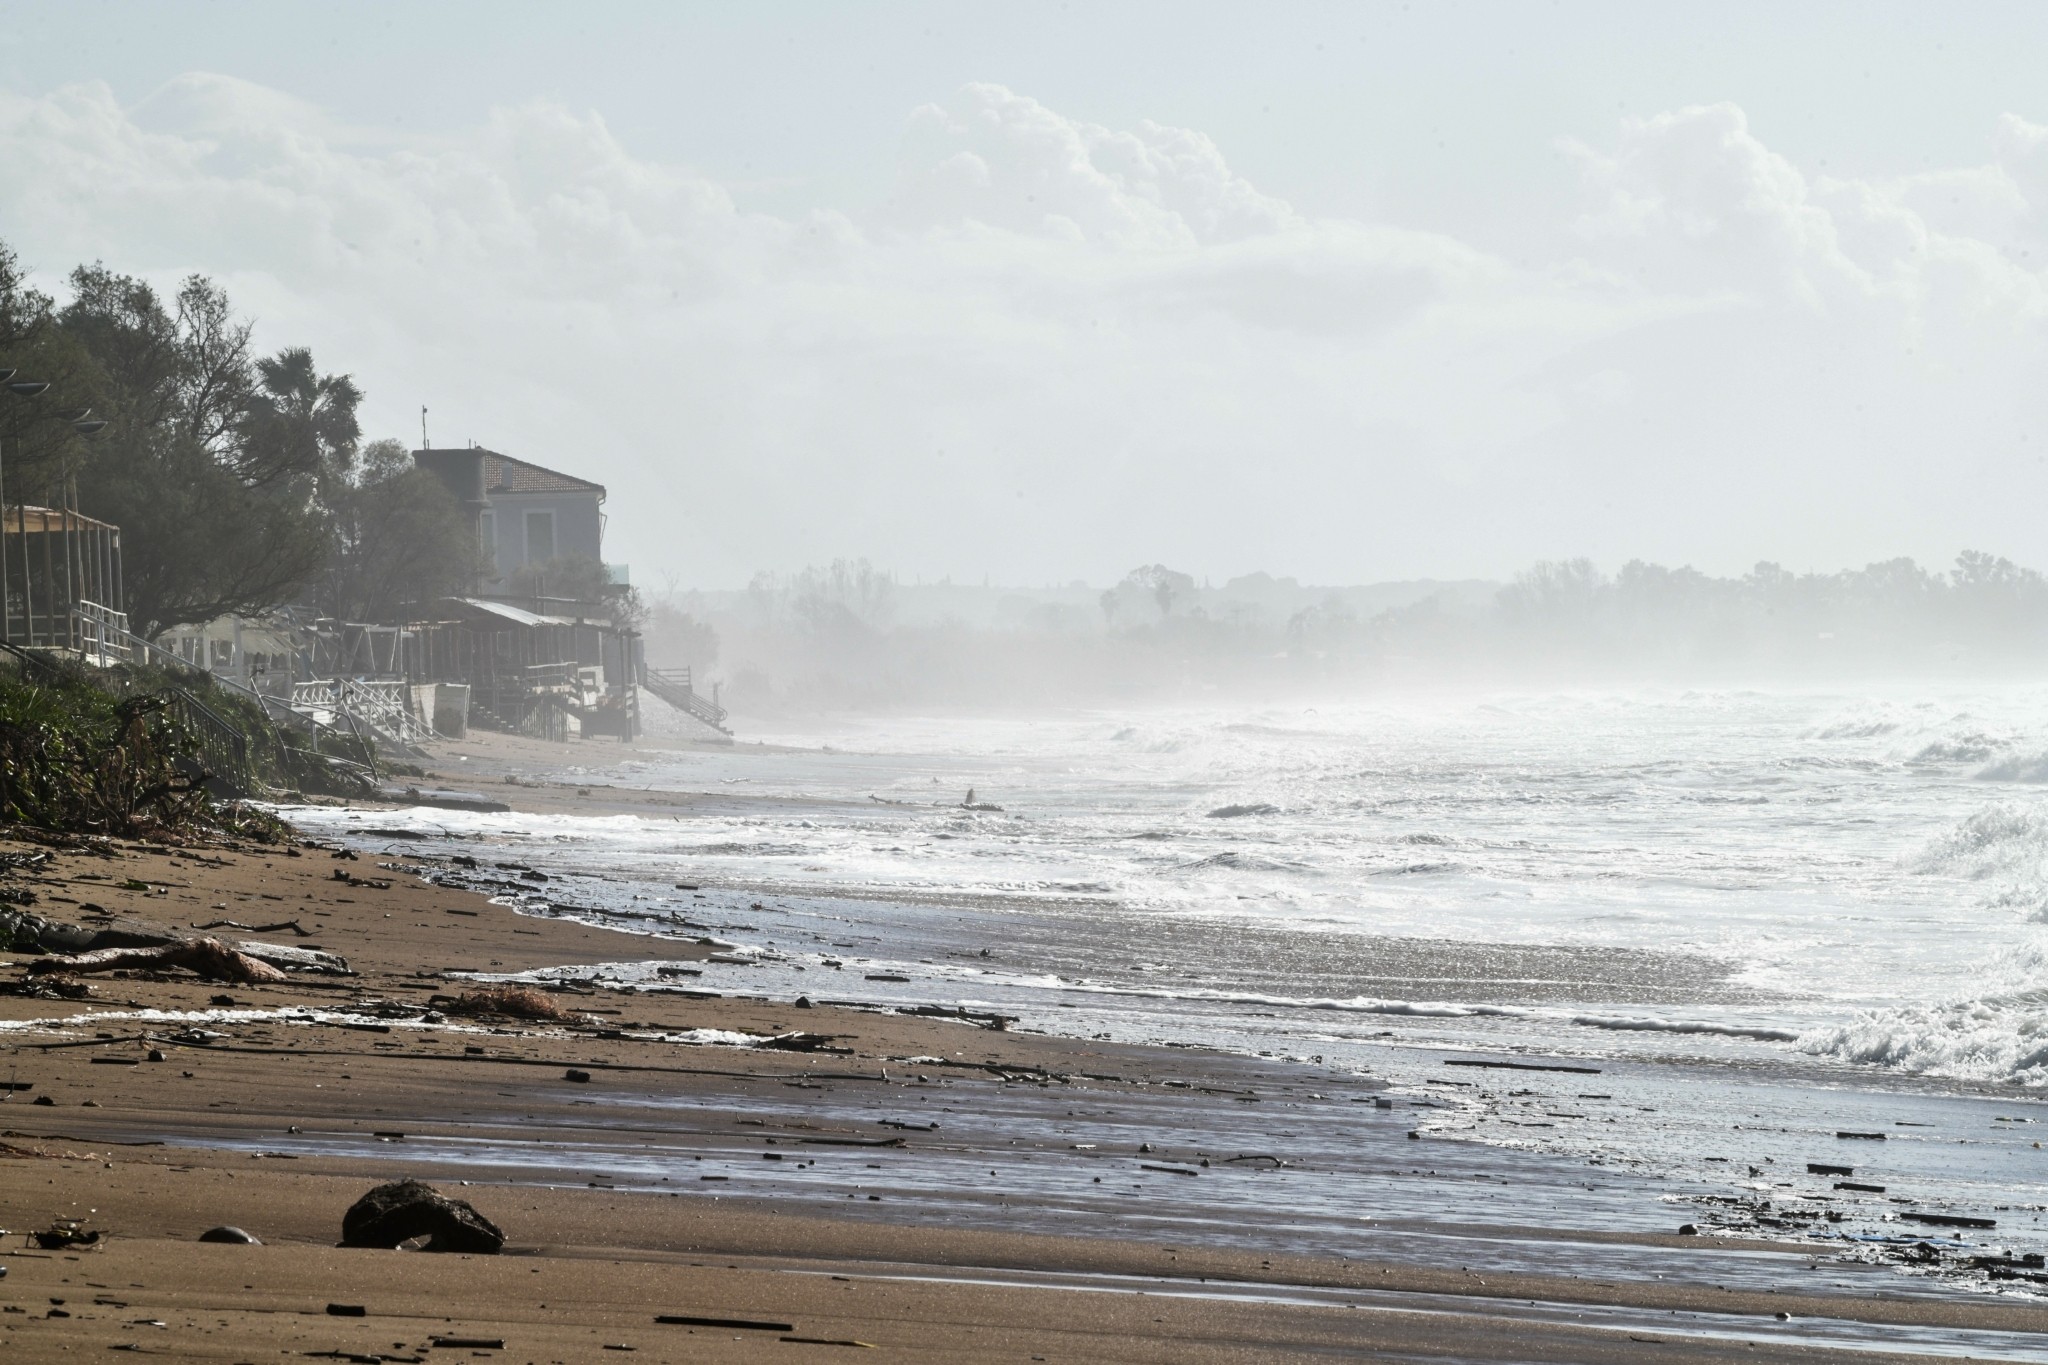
413;445;607;590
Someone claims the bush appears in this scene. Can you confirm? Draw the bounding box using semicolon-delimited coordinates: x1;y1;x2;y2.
0;665;206;835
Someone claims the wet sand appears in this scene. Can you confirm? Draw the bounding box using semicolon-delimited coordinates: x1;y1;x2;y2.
3;758;2047;1359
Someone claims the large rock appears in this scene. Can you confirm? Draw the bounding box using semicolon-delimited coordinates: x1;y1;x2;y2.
340;1179;504;1254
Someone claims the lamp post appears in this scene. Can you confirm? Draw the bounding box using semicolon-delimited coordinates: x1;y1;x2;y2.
1;373;107;647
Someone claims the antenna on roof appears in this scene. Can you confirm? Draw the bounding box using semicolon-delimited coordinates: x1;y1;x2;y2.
421;405;430;449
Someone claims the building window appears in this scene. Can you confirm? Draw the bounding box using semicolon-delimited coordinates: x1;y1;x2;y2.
479;511;497;572
524;510;555;564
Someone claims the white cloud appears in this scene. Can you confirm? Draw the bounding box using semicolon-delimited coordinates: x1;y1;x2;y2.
3;77;2048;584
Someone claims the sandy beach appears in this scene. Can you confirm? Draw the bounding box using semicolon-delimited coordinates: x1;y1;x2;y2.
3;733;2048;1362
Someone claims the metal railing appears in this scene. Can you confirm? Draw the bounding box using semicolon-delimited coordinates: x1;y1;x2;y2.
640;664;730;732
163;686;253;792
69;605;374;768
5;635;247;796
74;599;130;668
292;677;439;753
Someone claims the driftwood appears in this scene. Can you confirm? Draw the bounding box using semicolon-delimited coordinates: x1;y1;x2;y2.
27;937;288;985
5;905;349;976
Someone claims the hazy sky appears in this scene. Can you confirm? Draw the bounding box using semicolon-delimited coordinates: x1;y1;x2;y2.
6;2;2048;588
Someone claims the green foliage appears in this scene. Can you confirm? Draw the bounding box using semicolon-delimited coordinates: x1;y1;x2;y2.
0;256;363;637
70;276;355;636
112;659;375;798
0;663;205;835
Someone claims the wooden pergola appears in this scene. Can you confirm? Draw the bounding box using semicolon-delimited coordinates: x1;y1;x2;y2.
2;503;125;651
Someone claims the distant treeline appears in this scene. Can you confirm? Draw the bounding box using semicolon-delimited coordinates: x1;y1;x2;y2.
644;553;2048;711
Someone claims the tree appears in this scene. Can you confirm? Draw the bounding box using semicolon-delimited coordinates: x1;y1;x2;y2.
1105;564;1195;623
0;244;98;486
509;553;643;627
315;439;482;622
50;261;358;637
646;596;720;671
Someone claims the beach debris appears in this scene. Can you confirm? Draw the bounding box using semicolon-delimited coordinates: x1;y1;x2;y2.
1836;1130;1887;1140
1207;803;1278;818
340;1179;505;1254
756;1032;850;1053
565;1069;593;1083
1900;1212;1996;1229
896;1004;1015;1030
19;974;90;1000
236;942;351;974
27;937;288;984
447;984;569;1021
192;917;315;937
1806;1163;1853;1176
31;1219;100;1249
655;1315;793;1331
197;1226;261;1245
325;1303;367;1316
10;901;348;978
781;1337;877;1349
430;1337;504;1350
1443;1057;1602;1075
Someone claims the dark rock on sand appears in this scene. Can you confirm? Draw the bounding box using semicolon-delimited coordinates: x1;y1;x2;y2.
340;1179;504;1254
198;1226;261;1245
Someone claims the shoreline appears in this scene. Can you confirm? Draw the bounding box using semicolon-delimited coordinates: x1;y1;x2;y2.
2;735;2046;1358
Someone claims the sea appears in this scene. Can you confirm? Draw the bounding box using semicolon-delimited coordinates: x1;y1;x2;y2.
286;683;2048;1254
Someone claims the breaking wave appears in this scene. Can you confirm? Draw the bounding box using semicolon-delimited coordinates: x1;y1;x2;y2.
1916;804;2048;879
1799;942;2048;1085
1913;736;2005;764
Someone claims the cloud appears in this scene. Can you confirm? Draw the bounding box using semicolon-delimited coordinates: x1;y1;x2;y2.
2;77;2047;584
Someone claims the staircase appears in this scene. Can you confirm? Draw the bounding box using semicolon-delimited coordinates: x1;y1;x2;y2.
639;665;730;734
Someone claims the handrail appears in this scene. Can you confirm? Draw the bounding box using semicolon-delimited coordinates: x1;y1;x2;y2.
80;609;364;754
164;686;254;793
639;662;730;731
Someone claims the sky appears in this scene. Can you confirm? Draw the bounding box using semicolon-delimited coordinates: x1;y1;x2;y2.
5;2;2048;588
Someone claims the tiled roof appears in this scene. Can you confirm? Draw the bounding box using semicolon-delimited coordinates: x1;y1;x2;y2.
479;449;605;496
